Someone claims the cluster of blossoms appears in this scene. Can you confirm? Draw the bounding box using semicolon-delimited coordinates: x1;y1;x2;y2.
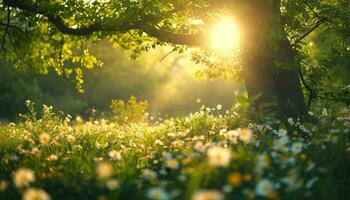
0;104;349;199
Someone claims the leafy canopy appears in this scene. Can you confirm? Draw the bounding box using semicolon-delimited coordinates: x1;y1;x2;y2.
0;0;349;99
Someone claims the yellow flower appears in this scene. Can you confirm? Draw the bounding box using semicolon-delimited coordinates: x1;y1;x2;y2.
207;146;232;167
165;159;179;169
96;162;113;179
39;133;50;145
192;190;223;200
22;188;51;200
0;180;8;191
243;174;253;182
46;154;58;162
13;168;35;188
227;172;242;186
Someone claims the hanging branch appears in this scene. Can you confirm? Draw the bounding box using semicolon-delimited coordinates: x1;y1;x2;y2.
159;49;176;62
1;6;11;51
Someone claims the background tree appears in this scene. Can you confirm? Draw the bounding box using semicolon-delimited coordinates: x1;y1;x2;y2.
1;0;349;119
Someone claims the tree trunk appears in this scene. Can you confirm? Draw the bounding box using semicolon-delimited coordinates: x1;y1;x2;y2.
239;1;307;119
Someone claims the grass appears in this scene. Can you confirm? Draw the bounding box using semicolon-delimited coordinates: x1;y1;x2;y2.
0;103;350;200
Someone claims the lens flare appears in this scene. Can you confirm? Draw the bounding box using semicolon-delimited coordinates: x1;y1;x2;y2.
209;18;240;52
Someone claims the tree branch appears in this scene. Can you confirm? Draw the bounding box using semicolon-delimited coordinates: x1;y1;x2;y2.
3;0;204;46
1;6;11;51
294;19;326;45
297;65;316;110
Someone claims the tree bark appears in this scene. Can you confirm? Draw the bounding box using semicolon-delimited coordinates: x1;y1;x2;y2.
240;1;307;119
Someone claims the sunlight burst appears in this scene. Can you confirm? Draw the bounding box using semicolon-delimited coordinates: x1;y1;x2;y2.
209;18;240;52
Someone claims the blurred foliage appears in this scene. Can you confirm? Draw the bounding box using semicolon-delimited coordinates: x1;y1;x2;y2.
110;96;148;124
0;42;237;121
0;62;87;121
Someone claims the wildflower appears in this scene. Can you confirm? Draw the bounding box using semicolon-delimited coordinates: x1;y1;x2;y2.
106;179;119;190
192;190;223;200
287;118;294;125
39;133;50;145
291;142;303;154
281;170;302;191
255;179;275;197
30;147;40;155
147;187;170;200
0;180;8;191
165;159;179;169
257;154;270;169
194;141;205;152
216;105;222;110
66;135;76;143
108;150;122;161
207;146;232;167
222;185;233;193
225;130;239;143
239;129;253;143
13;168;35;188
273;136;289;152
227;172;242;186
96;162;113;179
23;188;51;200
46;154;58;162
322;108;328;116
277;129;287;137
142;169;157;180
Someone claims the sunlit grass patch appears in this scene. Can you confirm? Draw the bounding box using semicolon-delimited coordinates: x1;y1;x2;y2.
0;102;350;199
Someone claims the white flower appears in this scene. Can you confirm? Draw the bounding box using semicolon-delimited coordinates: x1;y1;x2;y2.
23;188;51;200
255;179;274;197
13;168;35;188
225;130;240;143
239;129;253;143
277;129;287;137
106;179;119;190
207;146;232;167
322;108;328;116
255;154;270;175
291;142;303;154
192;190;223;200
287;118;294;125
108;150;122;161
216;105;222;110
273;136;289;152
142;169;157;180
96;162;113;179
147;187;170;200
